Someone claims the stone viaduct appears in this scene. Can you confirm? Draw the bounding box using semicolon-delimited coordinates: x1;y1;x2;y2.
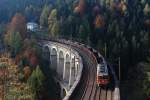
41;41;83;99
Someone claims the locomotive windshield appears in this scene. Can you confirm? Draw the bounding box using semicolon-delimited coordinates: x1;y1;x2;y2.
100;65;105;72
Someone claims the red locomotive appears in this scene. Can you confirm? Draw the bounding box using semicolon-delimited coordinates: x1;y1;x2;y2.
96;62;109;86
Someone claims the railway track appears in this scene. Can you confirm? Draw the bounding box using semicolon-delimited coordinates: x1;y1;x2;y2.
37;38;118;100
68;42;115;100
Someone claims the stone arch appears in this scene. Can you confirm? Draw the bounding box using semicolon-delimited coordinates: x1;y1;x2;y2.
51;48;57;72
69;56;76;86
59;51;64;59
51;48;57;56
75;62;79;78
71;56;75;64
66;53;70;62
64;53;70;83
57;51;64;78
72;56;76;78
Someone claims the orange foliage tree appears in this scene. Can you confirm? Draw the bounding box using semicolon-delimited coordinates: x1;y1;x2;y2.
7;13;27;39
74;0;86;16
94;14;105;29
4;13;27;51
15;48;38;69
23;48;38;68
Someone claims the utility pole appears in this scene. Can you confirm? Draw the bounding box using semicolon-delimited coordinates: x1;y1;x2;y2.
118;57;121;81
104;43;107;58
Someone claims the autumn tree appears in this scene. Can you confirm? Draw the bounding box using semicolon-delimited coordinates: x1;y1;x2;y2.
94;14;105;29
50;21;60;37
4;13;27;55
74;0;86;16
48;9;60;37
7;13;27;39
92;14;105;46
23;48;38;68
48;9;57;30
